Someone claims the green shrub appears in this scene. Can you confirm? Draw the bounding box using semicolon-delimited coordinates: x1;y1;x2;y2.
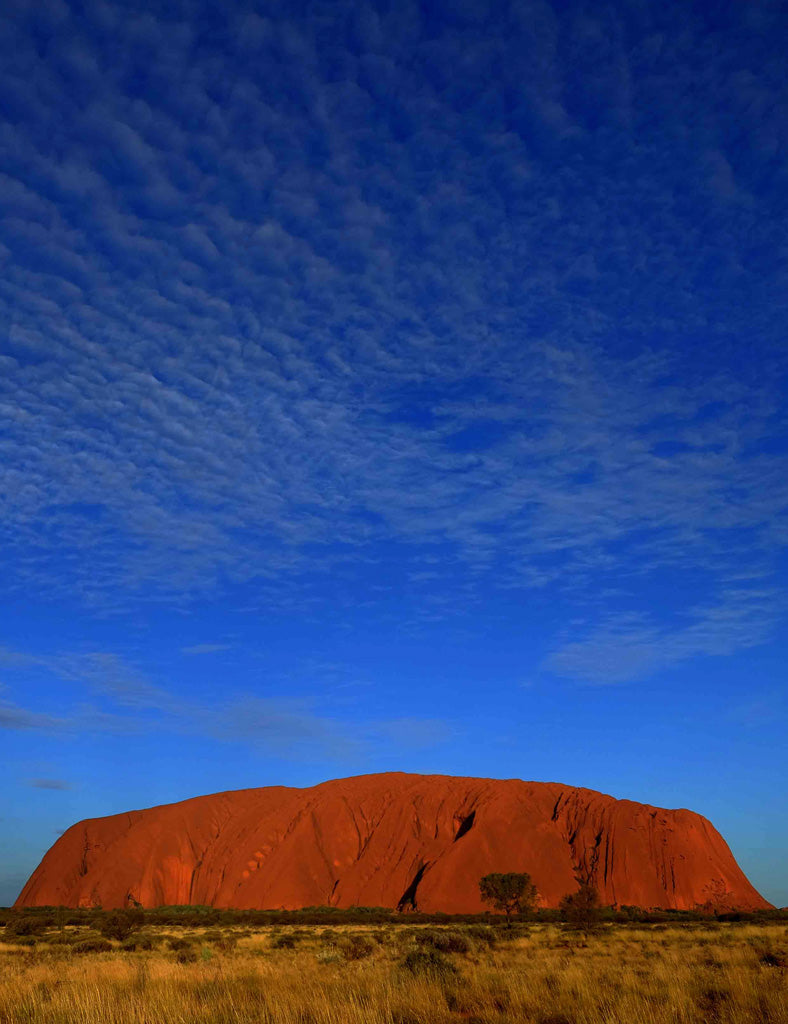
5;916;47;937
72;938;112;954
341;935;375;960
272;933;299;949
166;936;198;963
167;937;194;952
466;924;497;947
494;921;530;940
415;929;470;954
316;946;343;964
400;949;458;978
120;933;154;951
57;931;94;946
753;942;788;968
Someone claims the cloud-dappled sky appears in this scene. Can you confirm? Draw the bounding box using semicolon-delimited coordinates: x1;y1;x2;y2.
1;0;787;906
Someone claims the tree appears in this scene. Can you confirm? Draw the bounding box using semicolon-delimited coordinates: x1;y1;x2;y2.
98;910;142;942
478;872;538;925
558;882;600;932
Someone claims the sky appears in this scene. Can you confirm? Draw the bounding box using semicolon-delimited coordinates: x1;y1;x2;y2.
0;0;787;908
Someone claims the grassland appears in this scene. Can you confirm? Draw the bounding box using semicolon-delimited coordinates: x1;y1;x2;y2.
1;918;786;1023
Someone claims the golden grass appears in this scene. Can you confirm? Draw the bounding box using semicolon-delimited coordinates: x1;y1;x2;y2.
0;922;786;1024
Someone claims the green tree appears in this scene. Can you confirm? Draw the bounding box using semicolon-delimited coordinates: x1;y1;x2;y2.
98;910;141;942
478;872;538;925
558;882;600;932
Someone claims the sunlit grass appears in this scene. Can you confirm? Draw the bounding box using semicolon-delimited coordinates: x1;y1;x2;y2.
0;922;786;1023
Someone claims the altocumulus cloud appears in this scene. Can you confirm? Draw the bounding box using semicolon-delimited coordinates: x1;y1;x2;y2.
0;0;786;680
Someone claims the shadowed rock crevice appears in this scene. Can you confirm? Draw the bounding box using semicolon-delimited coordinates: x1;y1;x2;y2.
454;810;476;841
397;862;429;912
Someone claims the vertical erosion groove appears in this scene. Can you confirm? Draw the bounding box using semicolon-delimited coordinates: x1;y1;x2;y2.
397;862;429;912
454;810;476;841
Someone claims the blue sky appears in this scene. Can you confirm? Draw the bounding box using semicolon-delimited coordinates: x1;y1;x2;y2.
1;0;787;908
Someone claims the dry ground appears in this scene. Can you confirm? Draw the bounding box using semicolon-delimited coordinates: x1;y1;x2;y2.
1;921;786;1023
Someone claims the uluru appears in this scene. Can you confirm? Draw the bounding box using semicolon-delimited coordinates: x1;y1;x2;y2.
15;773;771;913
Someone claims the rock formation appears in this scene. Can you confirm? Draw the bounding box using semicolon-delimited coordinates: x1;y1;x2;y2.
15;772;771;911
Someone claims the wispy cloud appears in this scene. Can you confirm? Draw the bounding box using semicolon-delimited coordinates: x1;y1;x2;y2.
181;644;231;655
0;647;171;709
209;697;363;761
0;703;68;732
0;646;451;762
544;587;784;684
28;779;72;791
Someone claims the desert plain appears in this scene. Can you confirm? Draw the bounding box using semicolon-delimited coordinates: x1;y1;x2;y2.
2;906;787;1024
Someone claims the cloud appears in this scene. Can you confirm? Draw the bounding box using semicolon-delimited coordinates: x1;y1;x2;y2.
28;779;72;791
0;0;785;672
0;696;142;736
181;644;231;655
209;697;362;761
0;647;171;710
0;644;452;762
544;587;784;684
0;703;68;731
372;717;454;748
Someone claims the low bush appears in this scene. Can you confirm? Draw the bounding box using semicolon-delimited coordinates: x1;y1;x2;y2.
120;933;154;951
400;949;458;978
167;937;194;952
415;929;470;954
72;938;112;954
341;935;375;960
271;933;299;950
46;931;92;946
315;946;343;964
465;924;497;947
494;922;530;940
4;917;47;937
166;936;198;963
754;942;788;968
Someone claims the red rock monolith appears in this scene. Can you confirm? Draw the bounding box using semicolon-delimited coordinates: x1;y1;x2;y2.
15;773;771;911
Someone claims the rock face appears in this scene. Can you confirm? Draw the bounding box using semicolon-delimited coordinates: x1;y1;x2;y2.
15;773;771;911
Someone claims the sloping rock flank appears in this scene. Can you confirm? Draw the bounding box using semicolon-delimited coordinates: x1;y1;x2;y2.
16;773;770;912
